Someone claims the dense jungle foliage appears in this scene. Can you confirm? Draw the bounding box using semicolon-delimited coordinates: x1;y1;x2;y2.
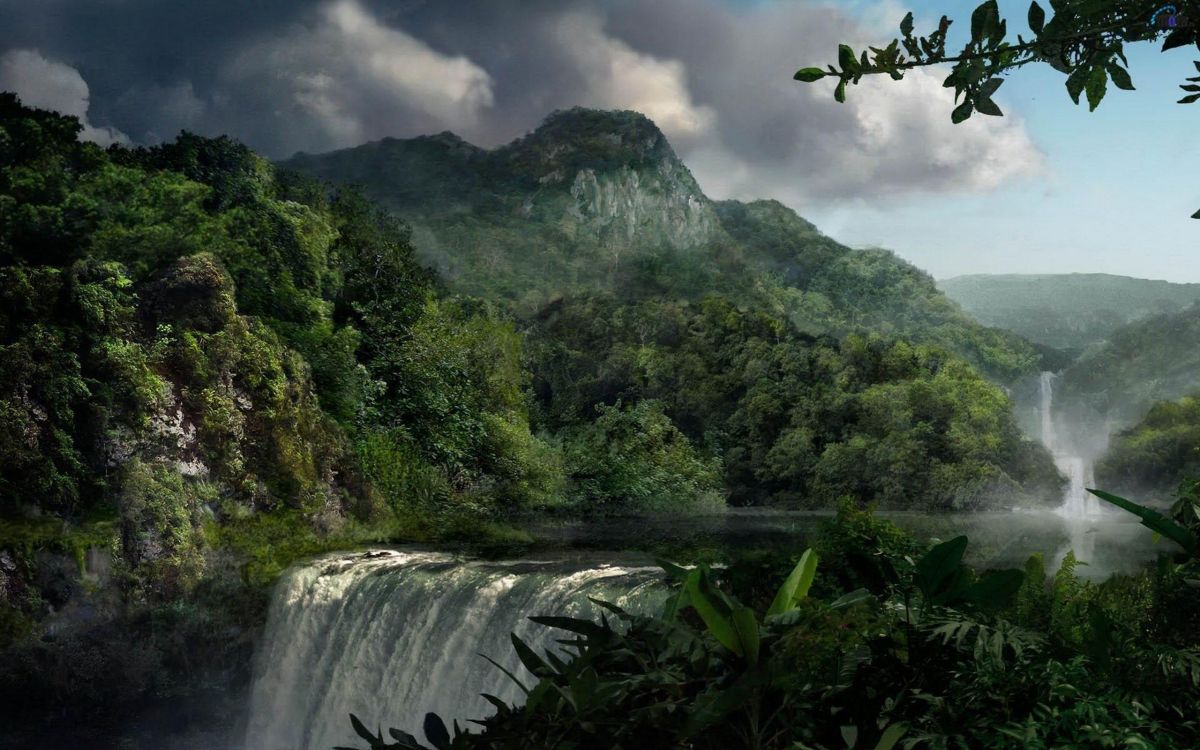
0;93;560;744
282;108;1043;383
527;294;1062;508
350;501;1200;750
1097;392;1200;500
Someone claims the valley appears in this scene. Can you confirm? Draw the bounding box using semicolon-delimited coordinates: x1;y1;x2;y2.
2;96;1199;749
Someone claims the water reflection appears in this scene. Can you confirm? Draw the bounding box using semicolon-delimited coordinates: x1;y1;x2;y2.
526;508;1171;580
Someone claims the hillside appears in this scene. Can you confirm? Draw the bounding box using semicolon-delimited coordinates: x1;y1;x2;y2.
282;108;1041;382
939;273;1200;351
1095;391;1200;502
1051;303;1200;456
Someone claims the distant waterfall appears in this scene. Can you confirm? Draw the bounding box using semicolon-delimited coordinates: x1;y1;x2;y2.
242;551;664;750
1039;371;1099;518
1039;371;1057;452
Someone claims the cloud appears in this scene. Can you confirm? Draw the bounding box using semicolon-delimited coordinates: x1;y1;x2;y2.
0;0;1043;204
552;12;716;144
0;48;128;146
601;0;1044;204
222;0;494;153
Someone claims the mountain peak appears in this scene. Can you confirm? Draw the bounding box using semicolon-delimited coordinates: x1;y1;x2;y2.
501;107;677;178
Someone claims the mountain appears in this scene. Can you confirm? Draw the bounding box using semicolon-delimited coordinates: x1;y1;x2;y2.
282;108;1042;382
938;273;1200;351
1051;303;1200;456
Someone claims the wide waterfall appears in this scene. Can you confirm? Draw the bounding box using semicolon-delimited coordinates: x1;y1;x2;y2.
1039;371;1100;518
242;550;665;750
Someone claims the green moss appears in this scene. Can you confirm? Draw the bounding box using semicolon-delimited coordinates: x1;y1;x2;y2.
0;510;118;572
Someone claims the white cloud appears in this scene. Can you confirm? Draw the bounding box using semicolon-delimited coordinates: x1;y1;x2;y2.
602;0;1045;205
553;12;716;144
227;0;494;150
0;49;129;146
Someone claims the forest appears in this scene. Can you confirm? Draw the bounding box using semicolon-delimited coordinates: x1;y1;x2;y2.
3;0;1200;744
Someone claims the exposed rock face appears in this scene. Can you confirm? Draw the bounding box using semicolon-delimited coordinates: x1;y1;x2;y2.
0;552;17;606
279;107;725;294
106;386;209;479
567;165;717;251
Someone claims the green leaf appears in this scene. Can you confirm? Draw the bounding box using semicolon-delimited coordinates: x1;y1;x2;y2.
685;569;742;656
901;12;914;36
424;713;451;750
349;714;379;743
1027;1;1045;34
829;588;874;610
835;79;847;103
874;724;909;750
839;44;858;72
974;96;1003;116
964;568;1024;609
980;77;1004;97
1088;489;1199;555
794;67;827;82
1192;206;1200;219
915;535;969;598
971;1;999;43
528;616;607;637
511;633;552;677
482;654;529;694
730;605;760;665
766;548;819;616
1065;65;1089;104
1163;28;1196;52
682;680;756;736
386;727;426;749
1106;62;1134;91
951;101;973;123
657;558;690;581
1085;65;1108;111
660;587;689;620
1181;92;1200;104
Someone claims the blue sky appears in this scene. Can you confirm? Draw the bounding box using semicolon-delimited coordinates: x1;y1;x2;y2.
805;0;1199;280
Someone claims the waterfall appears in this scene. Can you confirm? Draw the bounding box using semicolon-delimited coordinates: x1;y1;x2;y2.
1039;371;1100;519
1055;455;1099;518
242;550;665;750
1039;371;1056;452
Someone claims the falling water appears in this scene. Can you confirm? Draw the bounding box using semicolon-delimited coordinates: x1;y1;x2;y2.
1039;371;1057;453
1039;371;1100;519
242;550;665;750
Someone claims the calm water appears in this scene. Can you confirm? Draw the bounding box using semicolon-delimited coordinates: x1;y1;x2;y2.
524;507;1171;580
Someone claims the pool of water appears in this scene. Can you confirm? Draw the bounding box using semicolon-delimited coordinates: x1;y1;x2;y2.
523;507;1172;580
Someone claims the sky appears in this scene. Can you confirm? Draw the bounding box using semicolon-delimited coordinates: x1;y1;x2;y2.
0;0;1195;281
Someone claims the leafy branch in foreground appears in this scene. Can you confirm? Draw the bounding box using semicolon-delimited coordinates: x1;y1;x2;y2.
1088;486;1200;557
795;1;1200;217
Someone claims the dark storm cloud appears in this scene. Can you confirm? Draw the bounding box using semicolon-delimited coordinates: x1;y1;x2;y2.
0;0;1042;203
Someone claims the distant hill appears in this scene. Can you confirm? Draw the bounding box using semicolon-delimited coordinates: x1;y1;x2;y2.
283;108;1042;381
938;274;1200;351
1049;303;1200;456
